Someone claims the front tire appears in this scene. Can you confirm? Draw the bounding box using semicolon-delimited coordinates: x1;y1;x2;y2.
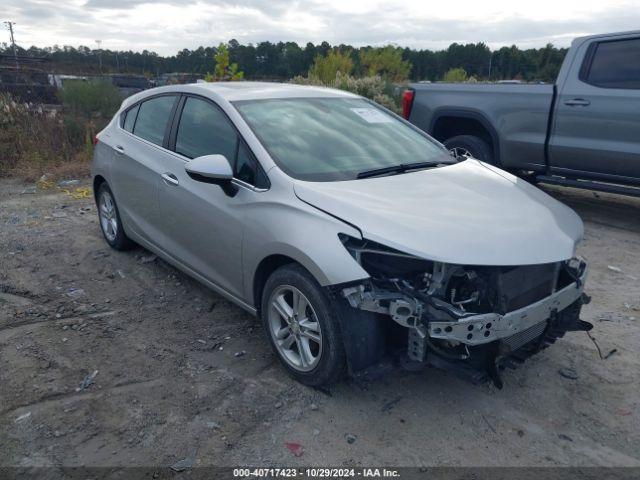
444;135;494;164
96;183;135;251
261;264;346;386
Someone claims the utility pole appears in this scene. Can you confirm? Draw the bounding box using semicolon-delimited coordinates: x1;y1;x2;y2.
3;21;19;73
95;39;102;73
488;52;493;81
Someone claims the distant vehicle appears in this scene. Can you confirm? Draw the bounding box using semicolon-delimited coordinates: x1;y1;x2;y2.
48;74;88;88
109;74;149;97
92;82;591;388
403;30;640;197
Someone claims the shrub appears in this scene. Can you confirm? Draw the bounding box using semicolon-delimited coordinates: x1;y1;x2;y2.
358;46;411;81
205;43;244;81
291;72;402;114
57;80;122;118
0;93;94;180
443;67;468;82
308;50;354;85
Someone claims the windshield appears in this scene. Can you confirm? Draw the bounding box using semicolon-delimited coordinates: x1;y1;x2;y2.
234;97;452;181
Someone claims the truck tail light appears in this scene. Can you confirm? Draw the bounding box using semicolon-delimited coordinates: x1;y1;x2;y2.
402;89;415;119
93;134;99;146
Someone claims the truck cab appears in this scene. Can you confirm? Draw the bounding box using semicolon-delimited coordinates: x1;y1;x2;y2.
405;30;640;197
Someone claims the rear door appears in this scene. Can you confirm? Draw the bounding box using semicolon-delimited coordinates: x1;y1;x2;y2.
110;94;179;243
549;35;640;182
157;95;269;298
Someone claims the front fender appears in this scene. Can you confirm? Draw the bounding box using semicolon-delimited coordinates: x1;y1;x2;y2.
242;199;370;306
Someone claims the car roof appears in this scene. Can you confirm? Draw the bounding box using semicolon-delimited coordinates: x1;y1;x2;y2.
123;81;358;108
191;81;358;101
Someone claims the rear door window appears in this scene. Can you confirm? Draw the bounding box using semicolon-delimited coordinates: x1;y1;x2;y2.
586;38;640;89
133;95;177;146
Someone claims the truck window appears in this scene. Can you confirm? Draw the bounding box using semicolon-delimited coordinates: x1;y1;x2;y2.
585;38;640;90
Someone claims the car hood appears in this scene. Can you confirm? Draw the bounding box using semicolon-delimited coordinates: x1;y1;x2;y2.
293;160;583;266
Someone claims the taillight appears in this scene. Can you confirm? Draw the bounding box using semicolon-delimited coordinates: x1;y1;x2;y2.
402;89;415;119
93;134;99;146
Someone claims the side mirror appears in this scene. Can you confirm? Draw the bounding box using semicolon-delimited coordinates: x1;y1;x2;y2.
448;148;471;162
185;154;237;196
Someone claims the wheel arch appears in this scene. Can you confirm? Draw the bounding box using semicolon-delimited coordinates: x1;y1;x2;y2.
252;254;299;315
429;108;501;164
253;254;386;376
250;247;343;314
93;175;107;203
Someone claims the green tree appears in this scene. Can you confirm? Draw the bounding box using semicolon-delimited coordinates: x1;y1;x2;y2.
443;67;468;82
205;43;244;81
359;46;411;81
1;40;568;83
308;50;353;84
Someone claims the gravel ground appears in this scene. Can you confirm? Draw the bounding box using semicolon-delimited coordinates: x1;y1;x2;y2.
0;178;639;469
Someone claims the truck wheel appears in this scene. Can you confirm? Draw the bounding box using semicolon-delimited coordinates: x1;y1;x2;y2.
261;264;347;386
444;135;494;164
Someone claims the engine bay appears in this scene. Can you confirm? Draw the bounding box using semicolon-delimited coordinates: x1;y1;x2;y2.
339;235;591;387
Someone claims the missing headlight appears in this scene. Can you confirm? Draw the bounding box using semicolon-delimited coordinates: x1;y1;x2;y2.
339;234;433;283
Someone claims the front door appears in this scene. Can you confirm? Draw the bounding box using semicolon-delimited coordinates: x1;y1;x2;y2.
157;96;250;298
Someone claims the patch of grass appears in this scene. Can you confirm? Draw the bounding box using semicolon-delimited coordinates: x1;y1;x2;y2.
1;82;122;181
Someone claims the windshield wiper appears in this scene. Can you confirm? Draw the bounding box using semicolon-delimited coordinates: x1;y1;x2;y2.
356;161;436;179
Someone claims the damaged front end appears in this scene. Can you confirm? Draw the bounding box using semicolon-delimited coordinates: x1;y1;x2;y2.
338;235;592;388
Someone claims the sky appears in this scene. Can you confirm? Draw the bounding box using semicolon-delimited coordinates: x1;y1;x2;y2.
3;0;640;55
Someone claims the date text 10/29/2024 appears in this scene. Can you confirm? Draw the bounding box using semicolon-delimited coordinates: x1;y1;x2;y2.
233;468;401;478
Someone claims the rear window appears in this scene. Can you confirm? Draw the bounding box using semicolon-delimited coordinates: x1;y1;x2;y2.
133;95;177;146
586;38;640;89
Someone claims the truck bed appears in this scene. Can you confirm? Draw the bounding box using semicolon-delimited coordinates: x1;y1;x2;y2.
408;83;554;171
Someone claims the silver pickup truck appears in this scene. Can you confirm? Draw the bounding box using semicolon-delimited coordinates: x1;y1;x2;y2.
403;30;640;197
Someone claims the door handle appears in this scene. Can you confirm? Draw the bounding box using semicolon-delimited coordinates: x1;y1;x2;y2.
114;145;125;155
161;173;179;186
564;98;591;107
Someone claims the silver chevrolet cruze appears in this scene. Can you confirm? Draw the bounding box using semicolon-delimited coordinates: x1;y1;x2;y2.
92;82;591;387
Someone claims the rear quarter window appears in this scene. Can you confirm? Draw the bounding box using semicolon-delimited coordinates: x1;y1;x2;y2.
122;104;139;132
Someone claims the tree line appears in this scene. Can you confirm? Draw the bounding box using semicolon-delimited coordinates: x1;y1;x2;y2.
1;39;568;82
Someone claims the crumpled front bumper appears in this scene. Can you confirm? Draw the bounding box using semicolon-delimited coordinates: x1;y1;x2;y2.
428;260;588;346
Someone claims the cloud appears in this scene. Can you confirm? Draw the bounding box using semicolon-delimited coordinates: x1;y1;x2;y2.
2;0;639;54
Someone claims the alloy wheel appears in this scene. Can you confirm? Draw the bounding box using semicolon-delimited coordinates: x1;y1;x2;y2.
268;285;323;372
99;190;118;242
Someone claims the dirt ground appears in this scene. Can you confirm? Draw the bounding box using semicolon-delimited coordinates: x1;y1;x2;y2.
1;177;639;469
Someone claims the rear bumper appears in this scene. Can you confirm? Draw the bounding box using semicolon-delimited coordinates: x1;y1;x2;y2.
427;260;588;346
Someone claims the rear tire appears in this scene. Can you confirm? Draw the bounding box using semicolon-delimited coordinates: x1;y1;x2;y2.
261;264;346;386
444;135;494;164
96;183;135;251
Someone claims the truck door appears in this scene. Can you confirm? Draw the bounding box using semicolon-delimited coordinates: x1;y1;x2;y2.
549;35;640;183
